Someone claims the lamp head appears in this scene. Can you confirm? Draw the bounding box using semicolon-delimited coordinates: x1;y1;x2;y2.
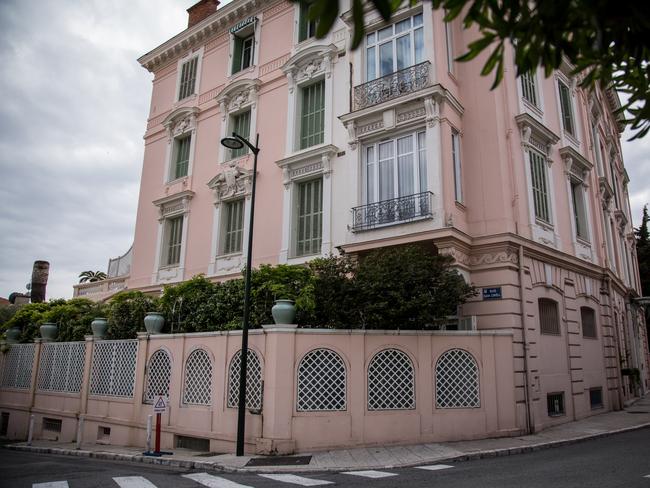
220;136;244;150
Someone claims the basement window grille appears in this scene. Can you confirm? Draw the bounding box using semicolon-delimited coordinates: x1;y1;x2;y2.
589;388;603;410
42;418;62;433
435;349;480;408
297;348;346;412
367;348;415;410
227;349;262;410
547;392;565;417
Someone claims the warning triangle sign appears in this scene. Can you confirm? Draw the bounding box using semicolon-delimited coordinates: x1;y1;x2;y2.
154;396;166;409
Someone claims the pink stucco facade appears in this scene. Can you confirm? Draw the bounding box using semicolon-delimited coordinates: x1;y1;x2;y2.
9;0;649;452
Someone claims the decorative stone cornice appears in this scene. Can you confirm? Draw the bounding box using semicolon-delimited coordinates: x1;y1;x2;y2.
515;113;560;156
162;106;199;138
153;190;195;220
207;164;253;205
138;0;281;72
216;78;261;120
559;145;592;180
282;44;337;92
276;144;338;188
599;176;614;209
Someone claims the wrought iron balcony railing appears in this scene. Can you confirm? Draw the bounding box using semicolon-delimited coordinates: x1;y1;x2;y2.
353;61;431;111
351;191;433;231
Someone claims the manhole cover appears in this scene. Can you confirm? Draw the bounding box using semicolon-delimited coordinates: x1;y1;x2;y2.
246;455;312;467
627;410;649;414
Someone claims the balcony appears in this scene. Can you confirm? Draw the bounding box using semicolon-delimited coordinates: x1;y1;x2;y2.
73;276;128;302
353;61;431;111
351;191;433;232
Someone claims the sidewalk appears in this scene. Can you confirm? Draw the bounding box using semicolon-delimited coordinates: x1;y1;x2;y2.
6;396;650;473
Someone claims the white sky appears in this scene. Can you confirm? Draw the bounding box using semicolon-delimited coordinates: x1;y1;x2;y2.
0;0;647;300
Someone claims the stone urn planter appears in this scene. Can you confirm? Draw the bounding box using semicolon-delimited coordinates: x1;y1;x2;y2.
144;312;165;334
271;299;296;325
40;322;58;342
5;326;21;344
91;317;108;340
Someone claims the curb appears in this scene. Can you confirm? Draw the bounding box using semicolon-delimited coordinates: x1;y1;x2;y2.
5;422;650;474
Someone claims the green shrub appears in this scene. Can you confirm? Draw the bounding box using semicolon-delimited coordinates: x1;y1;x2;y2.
2;302;49;343
309;255;359;329
160;275;221;333
42;298;107;342
107;291;159;339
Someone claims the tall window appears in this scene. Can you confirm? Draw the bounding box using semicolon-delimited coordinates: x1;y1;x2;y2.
558;80;575;136
539;298;560;335
295;178;322;256
452;130;462;203
230;110;251;159
571;180;589;241
171;135;191;180
366;13;424;81
300;81;325;149
366;130;427;203
232;34;254;74
222;199;244;254
591;124;604;175
178;57;198;100
164;216;183;266
521;71;539;108
444;18;454;73
581;306;596;338
298;2;316;42
529;150;550;223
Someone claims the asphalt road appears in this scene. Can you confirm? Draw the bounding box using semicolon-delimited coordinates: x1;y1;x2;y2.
1;428;650;487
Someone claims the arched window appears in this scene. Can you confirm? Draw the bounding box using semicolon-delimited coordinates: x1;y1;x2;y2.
435;349;479;408
183;349;212;406
297;348;346;411
144;349;172;404
367;348;415;410
227;350;262;409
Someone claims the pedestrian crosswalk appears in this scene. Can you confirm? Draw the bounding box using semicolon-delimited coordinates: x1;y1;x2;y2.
31;465;454;487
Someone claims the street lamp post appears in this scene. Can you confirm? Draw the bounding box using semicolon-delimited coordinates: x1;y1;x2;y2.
220;132;260;456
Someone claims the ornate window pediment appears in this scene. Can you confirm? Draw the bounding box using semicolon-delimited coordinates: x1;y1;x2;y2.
153;190;194;221
162;106;199;139
207;164;253;205
282;44;337;92
560;146;592;181
216;78;260;120
516;113;559;157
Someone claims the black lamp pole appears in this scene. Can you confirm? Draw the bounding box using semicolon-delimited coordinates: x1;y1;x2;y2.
220;132;260;456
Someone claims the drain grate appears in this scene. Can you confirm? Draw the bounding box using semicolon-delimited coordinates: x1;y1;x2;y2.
246;455;312;467
627;410;649;414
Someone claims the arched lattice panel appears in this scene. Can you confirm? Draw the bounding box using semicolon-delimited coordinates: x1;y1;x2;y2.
182;349;212;406
227;350;262;409
144;349;172;404
367;348;415;410
435;348;480;408
297;348;346;411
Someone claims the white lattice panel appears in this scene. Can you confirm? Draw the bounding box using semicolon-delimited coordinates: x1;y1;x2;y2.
144;349;172;403
89;340;138;398
227;350;262;409
183;349;212;405
297;348;346;411
37;342;86;393
1;344;35;390
367;348;415;410
435;349;480;408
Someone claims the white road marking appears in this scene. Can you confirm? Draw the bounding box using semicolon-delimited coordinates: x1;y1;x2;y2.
182;472;255;488
415;464;454;471
644;474;650;478
258;474;334;486
113;477;158;488
33;483;69;488
341;470;398;478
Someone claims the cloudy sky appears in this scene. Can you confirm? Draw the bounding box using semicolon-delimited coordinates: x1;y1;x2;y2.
0;1;648;300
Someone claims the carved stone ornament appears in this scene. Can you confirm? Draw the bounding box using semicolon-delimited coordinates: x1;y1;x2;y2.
515;113;560;157
469;248;519;266
216;79;260;121
162;107;199;140
207;163;253;205
439;247;470;266
346;121;358;150
282;44;337;93
153;190;195;221
424;96;439;128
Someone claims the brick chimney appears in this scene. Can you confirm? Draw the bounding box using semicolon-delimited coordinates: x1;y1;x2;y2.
187;0;220;28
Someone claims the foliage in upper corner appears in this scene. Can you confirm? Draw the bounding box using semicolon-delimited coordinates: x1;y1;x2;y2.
296;0;650;139
78;270;108;283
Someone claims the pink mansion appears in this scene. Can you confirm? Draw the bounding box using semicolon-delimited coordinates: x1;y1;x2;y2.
41;0;647;451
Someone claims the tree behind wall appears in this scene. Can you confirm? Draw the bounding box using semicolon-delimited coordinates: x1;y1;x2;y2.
635;205;650;347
